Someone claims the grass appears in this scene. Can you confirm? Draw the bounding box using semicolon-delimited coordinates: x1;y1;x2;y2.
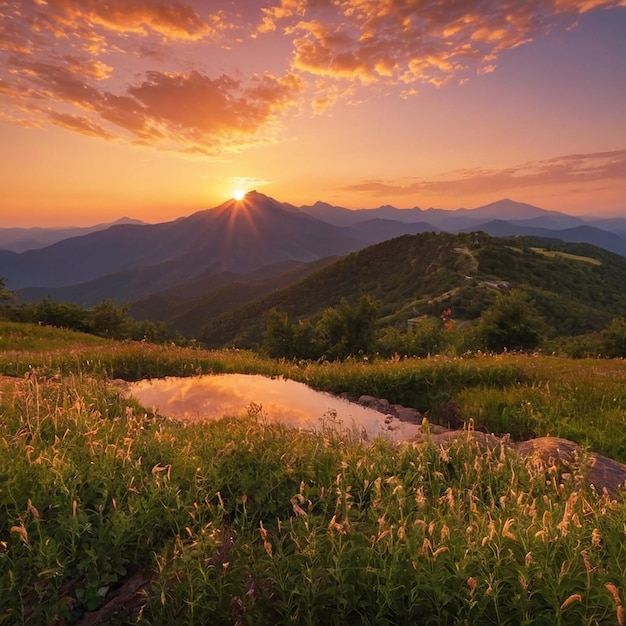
0;322;625;623
530;248;602;266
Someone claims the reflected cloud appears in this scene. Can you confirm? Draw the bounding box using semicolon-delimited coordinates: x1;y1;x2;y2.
128;374;420;442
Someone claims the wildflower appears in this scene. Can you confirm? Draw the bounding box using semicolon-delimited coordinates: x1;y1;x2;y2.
432;546;448;559
259;521;272;557
414;486;426;508
11;525;29;545
482;516;496;546
467;577;477;596
502;518;517;541
440;524;450;542
328;515;346;534
27;498;39;520
290;496;307;517
605;583;624;626
420;538;432;555
591;528;602;548
560;594;582;611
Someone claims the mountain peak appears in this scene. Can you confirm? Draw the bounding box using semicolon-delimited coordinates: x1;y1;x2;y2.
471;198;557;219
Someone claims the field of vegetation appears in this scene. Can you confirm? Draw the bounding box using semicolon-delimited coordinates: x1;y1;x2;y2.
1;322;625;624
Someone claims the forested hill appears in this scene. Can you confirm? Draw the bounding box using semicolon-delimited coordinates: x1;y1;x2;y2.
198;231;626;348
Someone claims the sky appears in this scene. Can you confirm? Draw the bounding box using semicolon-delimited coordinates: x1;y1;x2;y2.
1;0;625;227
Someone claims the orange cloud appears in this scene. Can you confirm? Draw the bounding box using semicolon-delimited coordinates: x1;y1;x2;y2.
31;0;220;42
1;0;624;155
343;149;626;197
264;0;625;89
2;56;303;153
61;55;114;80
49;111;115;139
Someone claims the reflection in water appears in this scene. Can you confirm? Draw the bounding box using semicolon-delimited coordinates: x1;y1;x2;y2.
128;374;420;442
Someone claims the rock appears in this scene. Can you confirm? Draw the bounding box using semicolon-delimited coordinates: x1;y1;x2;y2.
391;404;423;424
423;433;626;497
358;395;391;413
515;437;626;497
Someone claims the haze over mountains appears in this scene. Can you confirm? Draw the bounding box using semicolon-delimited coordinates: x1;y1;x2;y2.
1;192;625;316
0;217;146;253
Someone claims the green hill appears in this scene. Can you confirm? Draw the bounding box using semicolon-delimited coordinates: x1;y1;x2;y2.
129;257;340;336
197;232;626;348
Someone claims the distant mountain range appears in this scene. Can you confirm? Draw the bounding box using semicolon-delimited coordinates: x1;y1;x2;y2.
1;193;625;340
0;217;146;253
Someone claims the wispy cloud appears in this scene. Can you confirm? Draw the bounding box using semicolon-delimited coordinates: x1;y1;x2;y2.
343;149;626;197
1;0;624;154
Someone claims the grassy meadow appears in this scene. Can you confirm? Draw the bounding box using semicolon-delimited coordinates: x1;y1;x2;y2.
1;321;625;624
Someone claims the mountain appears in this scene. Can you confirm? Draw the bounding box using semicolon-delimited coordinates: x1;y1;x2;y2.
0;217;146;252
197;232;626;348
3;193;625;329
298;201;430;226
299;198;575;228
2;192;368;299
346;218;439;242
465;221;626;257
129;256;340;336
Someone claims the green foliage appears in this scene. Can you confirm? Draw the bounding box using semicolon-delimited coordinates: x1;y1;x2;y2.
0;277;13;305
35;297;93;333
602;317;626;358
376;315;474;358
200;233;626;350
91;298;129;339
262;296;380;360
2;298;169;344
263;309;295;358
1;368;625;624
475;289;546;352
316;296;380;359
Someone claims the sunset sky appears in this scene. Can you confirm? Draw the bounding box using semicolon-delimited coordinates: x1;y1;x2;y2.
1;0;625;227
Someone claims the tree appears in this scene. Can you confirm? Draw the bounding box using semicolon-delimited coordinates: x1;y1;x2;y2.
602;317;626;358
34;297;92;333
316;296;380;359
91;299;129;339
475;289;544;352
262;309;295;358
0;277;12;304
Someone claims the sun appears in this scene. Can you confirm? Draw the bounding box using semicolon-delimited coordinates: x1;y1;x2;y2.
233;189;245;201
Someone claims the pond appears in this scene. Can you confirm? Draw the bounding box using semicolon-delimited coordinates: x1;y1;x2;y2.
127;374;420;442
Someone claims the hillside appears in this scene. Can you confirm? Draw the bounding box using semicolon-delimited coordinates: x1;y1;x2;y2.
198;232;626;347
4;195;625;314
129;256;340;333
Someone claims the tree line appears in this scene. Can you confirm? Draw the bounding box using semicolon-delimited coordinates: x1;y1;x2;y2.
0;279;170;343
262;290;626;360
2;277;624;358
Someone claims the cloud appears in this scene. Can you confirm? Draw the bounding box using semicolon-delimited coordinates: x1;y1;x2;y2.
113;70;304;151
24;0;223;43
48;111;115;139
262;0;626;88
343;149;626;198
1;0;624;153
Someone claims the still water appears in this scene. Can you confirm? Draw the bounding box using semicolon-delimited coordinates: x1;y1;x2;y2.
128;374;420;442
